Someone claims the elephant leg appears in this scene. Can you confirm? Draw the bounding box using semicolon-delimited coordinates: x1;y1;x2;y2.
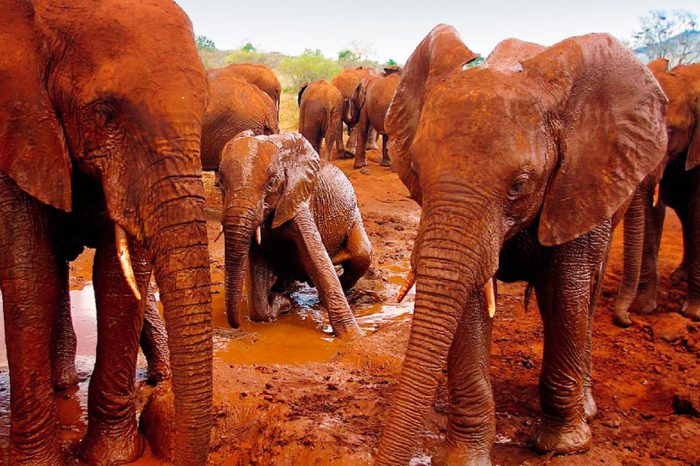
434;292;494;466
346;123;357;151
334;115;348;159
139;282;171;385
613;186;645;327
380;134;391;167
51;259;79;390
353;112;369;169
634;190;665;315
682;168;700;321
0;175;64;465
533;223;610;454
79;228;149;465
338;217;372;291
291;209;363;338
324;116;338;162
366;126;379;150
248;245;279;322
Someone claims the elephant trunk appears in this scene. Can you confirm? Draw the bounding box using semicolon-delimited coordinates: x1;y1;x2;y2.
376;193;499;465
145;180;213;465
613;186;646;326
223;205;259;328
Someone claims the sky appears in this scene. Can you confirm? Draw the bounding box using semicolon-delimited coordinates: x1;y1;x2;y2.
176;0;700;63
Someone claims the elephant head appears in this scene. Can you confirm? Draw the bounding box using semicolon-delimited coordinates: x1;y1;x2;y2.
376;25;667;464
217;132;320;328
345;78;372;126
0;1;212;463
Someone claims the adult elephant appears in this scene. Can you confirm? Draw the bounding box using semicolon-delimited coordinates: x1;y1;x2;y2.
331;66;379;151
210;62;282;112
375;25;667;465
613;59;700;326
298;80;349;160
350;73;400;168
0;1;213;465
219;132;370;338
200;72;279;171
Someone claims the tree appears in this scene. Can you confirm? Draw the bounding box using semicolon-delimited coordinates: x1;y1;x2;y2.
279;49;341;89
241;42;256;53
632;9;700;66
386;59;398;66
338;49;360;62
195;35;216;51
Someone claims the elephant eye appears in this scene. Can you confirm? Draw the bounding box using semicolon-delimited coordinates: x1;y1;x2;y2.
507;174;530;200
94;103;117;126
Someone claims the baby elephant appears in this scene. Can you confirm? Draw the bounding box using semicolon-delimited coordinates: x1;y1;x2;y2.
219;131;371;338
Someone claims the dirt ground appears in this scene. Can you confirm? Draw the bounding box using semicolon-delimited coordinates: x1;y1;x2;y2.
1;145;699;465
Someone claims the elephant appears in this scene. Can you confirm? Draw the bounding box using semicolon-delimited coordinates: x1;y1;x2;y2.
298;80;349;160
349;73;400;169
374;25;667;466
331;66;379;151
200;71;279;171
0;1;213;465
209;62;282;112
218;131;371;338
613;59;700;326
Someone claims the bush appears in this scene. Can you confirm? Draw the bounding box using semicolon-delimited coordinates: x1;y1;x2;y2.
279;49;342;89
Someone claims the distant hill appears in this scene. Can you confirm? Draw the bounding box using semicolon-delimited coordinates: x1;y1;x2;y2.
633;30;700;64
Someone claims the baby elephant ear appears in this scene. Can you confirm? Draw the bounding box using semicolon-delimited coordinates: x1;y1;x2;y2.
523;34;668;247
385;24;479;204
685;98;700;170
272;134;320;228
0;3;72;211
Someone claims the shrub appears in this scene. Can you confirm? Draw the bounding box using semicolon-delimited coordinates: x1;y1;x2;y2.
279;49;342;89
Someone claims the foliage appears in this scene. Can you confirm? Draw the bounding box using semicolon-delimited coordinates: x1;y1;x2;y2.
195;35;216;52
632;9;700;66
241;42;256;53
279;49;342;89
463;57;484;69
386;59;398;66
338;49;360;62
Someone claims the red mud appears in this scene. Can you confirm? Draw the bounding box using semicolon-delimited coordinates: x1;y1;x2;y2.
1;148;699;465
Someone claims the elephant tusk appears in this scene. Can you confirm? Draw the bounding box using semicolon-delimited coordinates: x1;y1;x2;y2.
214;227;224;242
484;278;496;318
255;226;262;246
396;269;416;303
653;183;660;208
115;225;142;301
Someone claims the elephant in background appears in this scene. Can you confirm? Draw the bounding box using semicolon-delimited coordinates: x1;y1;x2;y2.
0;1;213;465
331;66;379;151
219;132;371;338
349;73;400;168
376;25;667;466
201;71;279;171
209;62;282;112
298;80;349;160
614;59;700;326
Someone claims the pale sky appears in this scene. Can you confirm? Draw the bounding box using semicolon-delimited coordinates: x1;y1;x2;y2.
176;1;700;63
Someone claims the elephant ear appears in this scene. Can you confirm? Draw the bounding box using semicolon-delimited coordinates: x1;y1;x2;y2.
352;79;369;111
384;24;479;204
272;134;320;228
0;2;72;211
685;96;700;170
522;34;668;247
298;82;309;107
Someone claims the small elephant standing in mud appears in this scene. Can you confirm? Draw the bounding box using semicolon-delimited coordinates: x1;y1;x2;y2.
201;69;279;171
375;25;667;465
614;59;700;326
331;66;379;151
0;1;214;465
349;73;400;169
210;62;282;113
219;132;371;338
298;80;349;160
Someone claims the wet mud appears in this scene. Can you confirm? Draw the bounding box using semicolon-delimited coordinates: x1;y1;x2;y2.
0;148;698;465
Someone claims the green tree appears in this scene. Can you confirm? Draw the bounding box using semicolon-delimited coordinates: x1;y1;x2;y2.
241;42;257;53
463;56;484;69
338;49;360;62
279;49;341;89
195;35;216;51
386;58;398;66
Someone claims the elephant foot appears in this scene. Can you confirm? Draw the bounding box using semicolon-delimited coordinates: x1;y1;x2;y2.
53;363;79;391
433;444;492;466
10;442;67;466
535;416;591;455
79;421;145;466
583;388;598;420
342;150;355;159
670;265;688;284
681;301;700;321
612;310;633;328
140;381;175;462
633;289;658;315
353;159;368;169
366;143;379;151
380;159;392;168
332;320;365;341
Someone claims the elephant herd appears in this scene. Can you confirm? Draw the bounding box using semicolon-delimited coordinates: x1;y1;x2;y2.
0;1;698;466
